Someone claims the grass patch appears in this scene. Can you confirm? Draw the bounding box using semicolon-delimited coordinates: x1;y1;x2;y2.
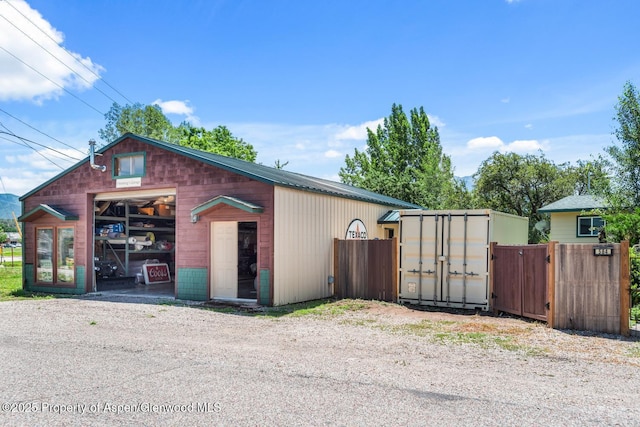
627;344;640;358
198;298;371;318
0;264;55;301
386;319;456;337
386;318;547;355
340;318;379;327
285;299;369;318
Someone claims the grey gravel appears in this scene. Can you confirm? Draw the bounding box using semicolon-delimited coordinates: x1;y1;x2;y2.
0;297;639;426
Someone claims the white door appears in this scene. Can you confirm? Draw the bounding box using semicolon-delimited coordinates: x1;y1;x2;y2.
211;221;238;298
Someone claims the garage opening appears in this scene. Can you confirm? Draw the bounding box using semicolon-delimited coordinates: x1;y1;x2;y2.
93;190;175;296
237;221;258;299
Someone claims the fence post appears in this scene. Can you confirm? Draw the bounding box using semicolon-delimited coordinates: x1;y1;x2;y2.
392;236;398;302
620;240;630;337
333;238;339;298
489;242;496;314
547;241;556;329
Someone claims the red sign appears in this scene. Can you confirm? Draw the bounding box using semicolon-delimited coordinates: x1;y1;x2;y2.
142;263;171;284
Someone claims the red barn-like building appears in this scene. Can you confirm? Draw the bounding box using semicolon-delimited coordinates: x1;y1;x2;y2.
19;134;418;305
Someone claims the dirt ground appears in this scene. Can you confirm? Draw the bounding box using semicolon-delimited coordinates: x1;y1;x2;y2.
0;296;639;426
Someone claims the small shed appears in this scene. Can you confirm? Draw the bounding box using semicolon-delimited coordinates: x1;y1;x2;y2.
18;133;419;305
539;195;607;243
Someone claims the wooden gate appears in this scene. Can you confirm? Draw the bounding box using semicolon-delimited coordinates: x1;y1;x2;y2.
491;244;549;321
334;238;396;302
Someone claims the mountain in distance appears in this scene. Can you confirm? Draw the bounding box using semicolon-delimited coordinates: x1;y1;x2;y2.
0;194;21;219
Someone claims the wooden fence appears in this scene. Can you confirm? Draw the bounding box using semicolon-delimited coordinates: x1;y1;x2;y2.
552;241;630;335
333;238;397;302
491;241;630;336
491;244;549;322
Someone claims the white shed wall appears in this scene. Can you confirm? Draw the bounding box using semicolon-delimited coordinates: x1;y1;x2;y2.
273;187;392;306
549;212;599;243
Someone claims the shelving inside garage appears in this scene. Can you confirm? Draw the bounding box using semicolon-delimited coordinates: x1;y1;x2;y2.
94;198;175;286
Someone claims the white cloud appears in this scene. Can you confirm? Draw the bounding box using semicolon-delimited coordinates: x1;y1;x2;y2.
13;147;80;171
506;139;543;152
428;115;446;128
324;149;342;158
152;98;200;125
525;123;533;129
152;99;193;116
466;136;544;154
467;136;504;150
0;0;103;102
335;118;383;140
501;97;510;103
333;114;444;142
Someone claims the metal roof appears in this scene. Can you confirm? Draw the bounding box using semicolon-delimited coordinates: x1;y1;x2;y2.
18;204;79;222
538;195;607;213
192;195;264;216
377;210;401;224
22;133;421;209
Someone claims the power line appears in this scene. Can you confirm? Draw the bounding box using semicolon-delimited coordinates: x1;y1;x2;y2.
2;0;135;105
0;11;121;105
0;131;82;164
0;107;86;156
0;44;104;116
0;134;67;170
0;122;83;163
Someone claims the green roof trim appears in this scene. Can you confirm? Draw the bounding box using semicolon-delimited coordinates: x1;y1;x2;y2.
539;195;607;213
18;204;79;222
22;133;421;209
192;196;264;216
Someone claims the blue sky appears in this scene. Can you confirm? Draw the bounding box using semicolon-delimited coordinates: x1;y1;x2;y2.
0;0;638;196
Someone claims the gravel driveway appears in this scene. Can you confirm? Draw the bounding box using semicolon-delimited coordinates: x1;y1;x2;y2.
0;296;639;426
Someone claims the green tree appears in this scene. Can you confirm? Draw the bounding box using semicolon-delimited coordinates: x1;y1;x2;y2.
0;225;6;246
598;81;640;246
175;123;257;162
98;103;257;162
473;152;576;243
98;103;175;143
565;157;610;196
606;81;640;207
339;104;466;208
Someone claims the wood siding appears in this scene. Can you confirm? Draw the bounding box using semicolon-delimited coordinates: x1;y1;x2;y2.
273;187;391;306
22;137;275;296
549;212;598;243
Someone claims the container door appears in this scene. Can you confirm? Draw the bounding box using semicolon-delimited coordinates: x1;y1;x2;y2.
400;211;491;310
399;213;440;303
210;221;238;298
441;214;490;306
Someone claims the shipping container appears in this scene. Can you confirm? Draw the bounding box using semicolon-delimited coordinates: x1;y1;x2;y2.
398;209;528;310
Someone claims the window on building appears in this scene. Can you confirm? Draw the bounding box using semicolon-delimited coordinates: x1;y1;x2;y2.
114;152;145;178
577;216;605;237
36;226;74;284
